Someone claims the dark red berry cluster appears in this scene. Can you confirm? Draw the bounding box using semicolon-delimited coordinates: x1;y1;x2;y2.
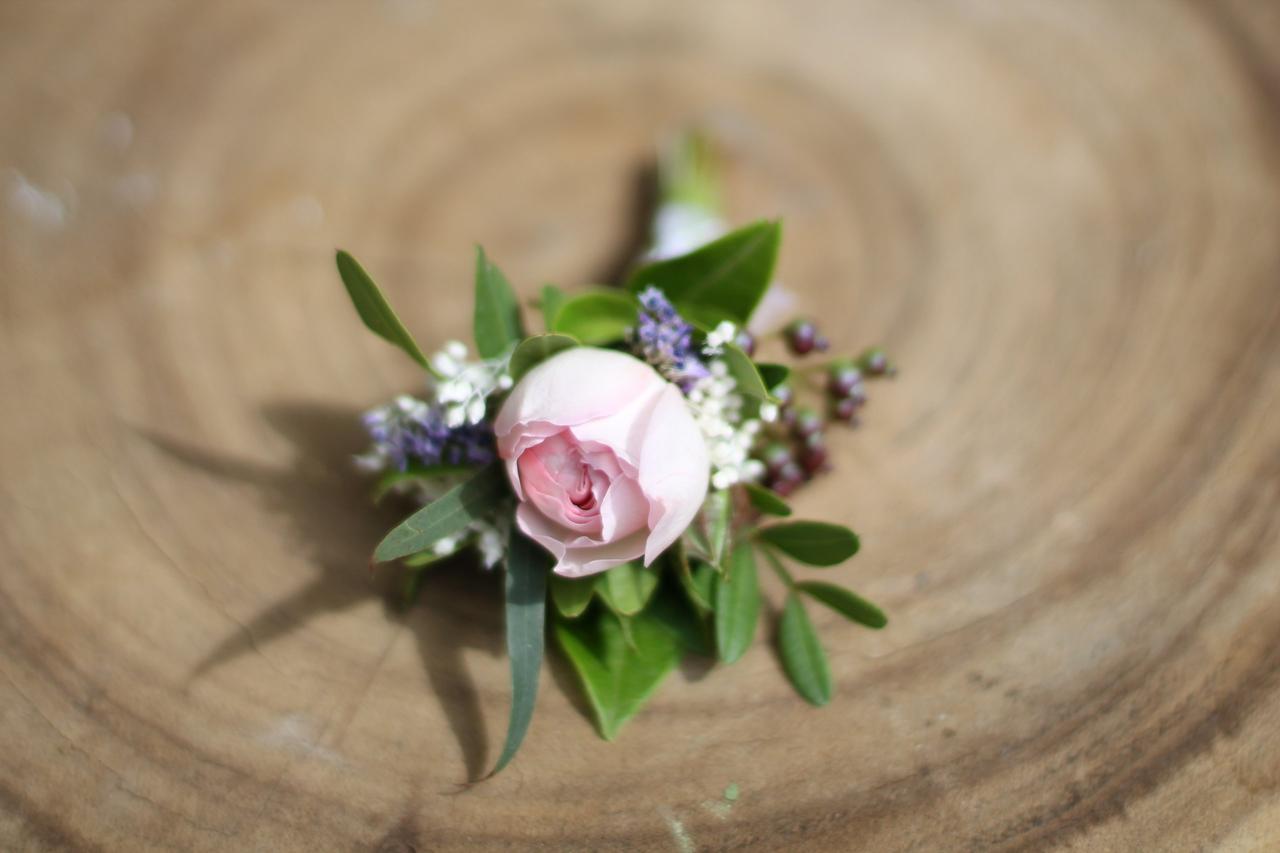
756;324;895;497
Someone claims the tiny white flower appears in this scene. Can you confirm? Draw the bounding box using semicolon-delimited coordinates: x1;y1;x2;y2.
433;535;459;556
444;340;469;361
466;397;487;425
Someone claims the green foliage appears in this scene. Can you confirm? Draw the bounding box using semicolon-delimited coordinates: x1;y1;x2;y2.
551;290;640;345
550;573;594;619
595;562;659;617
705;489;732;568
743;482;791;517
473;248;525;359
373;463;508;563
626;221;781;326
540;284;567;331
757;522;860;567
796;581;887;629
508;334;578;381
488;529;550;777
553;607;683;740
721;342;774;402
714;542;761;664
373;463;477;503
778;593;833;706
756;362;790;390
335;250;432;370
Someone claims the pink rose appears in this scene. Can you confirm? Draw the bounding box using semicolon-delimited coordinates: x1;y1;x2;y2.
494;347;709;577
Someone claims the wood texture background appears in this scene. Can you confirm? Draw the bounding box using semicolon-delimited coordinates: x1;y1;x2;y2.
3;1;1280;850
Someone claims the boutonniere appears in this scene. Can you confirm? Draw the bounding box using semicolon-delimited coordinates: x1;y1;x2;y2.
337;132;893;777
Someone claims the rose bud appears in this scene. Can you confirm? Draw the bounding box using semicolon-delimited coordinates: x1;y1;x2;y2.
494;348;708;577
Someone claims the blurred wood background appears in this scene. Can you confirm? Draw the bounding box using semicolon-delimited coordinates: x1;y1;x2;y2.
3;1;1279;850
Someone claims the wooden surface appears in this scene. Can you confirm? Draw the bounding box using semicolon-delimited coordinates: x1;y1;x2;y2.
3;1;1280;850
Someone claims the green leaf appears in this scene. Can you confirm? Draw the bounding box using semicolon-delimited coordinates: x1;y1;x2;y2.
373;463;508;562
692;562;718;610
757;522;860;567
714;542;761;664
647;579;713;656
403;550;447;568
626;221;781;326
508;334;578;381
335;250;432;370
721;342;773;403
706;489;732;568
778;593;833;706
743;482;792;517
488;529;550;776
473;247;524;359
671;542;713;614
551;290;640;345
757;362;790;390
374;463;477;503
594;562;658;617
797;581;887;629
540;284;567;332
553;608;682;740
550;573;594;619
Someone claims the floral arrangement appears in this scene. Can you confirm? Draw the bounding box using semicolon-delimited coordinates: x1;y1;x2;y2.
338;133;892;777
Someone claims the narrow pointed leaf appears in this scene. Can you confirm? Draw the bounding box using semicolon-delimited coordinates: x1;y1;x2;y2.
474;247;524;359
671;542;713;614
778;593;833;706
595;562;658;616
335;250;431;370
757;362;790;390
797;581;887;629
706;489;732;568
714;542;760;663
540;283;567;331
626;221;781;326
508;334;578;381
553;608;682;740
551;290;640;345
488;529;550;776
721;342;773;402
743;482;792;517
373;463;508;562
550;572;594;619
757;522;860;566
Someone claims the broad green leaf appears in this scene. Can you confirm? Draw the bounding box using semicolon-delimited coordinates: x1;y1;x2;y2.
757;522;860;567
778;593;833;706
705;489;732;568
626;221;781;326
373;463;508;562
595;562;658;616
757;362;790;390
374;463;477;503
714;542;760;664
721;342;772;402
473;247;524;359
743;482;792;517
553;608;682;740
550;573;594;619
797;581;887;629
647;580;713;657
508;334;578;381
335;250;431;370
488;529;550;776
692;562;717;609
551;290;639;345
540;284;566;331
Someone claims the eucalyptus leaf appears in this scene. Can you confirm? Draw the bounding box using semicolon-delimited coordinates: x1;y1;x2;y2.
488;529;550;776
551;290;640;345
373;463;508;562
743;482;792;517
626;221;781;326
508;334;578;381
473;247;524;359
757;522;860;567
714;542;760;664
796;581;887;629
553;608;683;741
550;572;594;619
778;592;833;706
540;284;567;332
374;463;478;503
595;562;658;617
335;250;432;370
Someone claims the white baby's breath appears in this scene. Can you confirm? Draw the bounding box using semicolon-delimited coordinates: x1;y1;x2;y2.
427;339;512;427
688;351;765;491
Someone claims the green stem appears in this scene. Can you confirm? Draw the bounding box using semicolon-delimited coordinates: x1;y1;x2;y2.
758;544;795;589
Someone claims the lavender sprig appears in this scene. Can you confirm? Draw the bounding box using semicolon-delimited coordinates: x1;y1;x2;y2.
627;286;711;391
